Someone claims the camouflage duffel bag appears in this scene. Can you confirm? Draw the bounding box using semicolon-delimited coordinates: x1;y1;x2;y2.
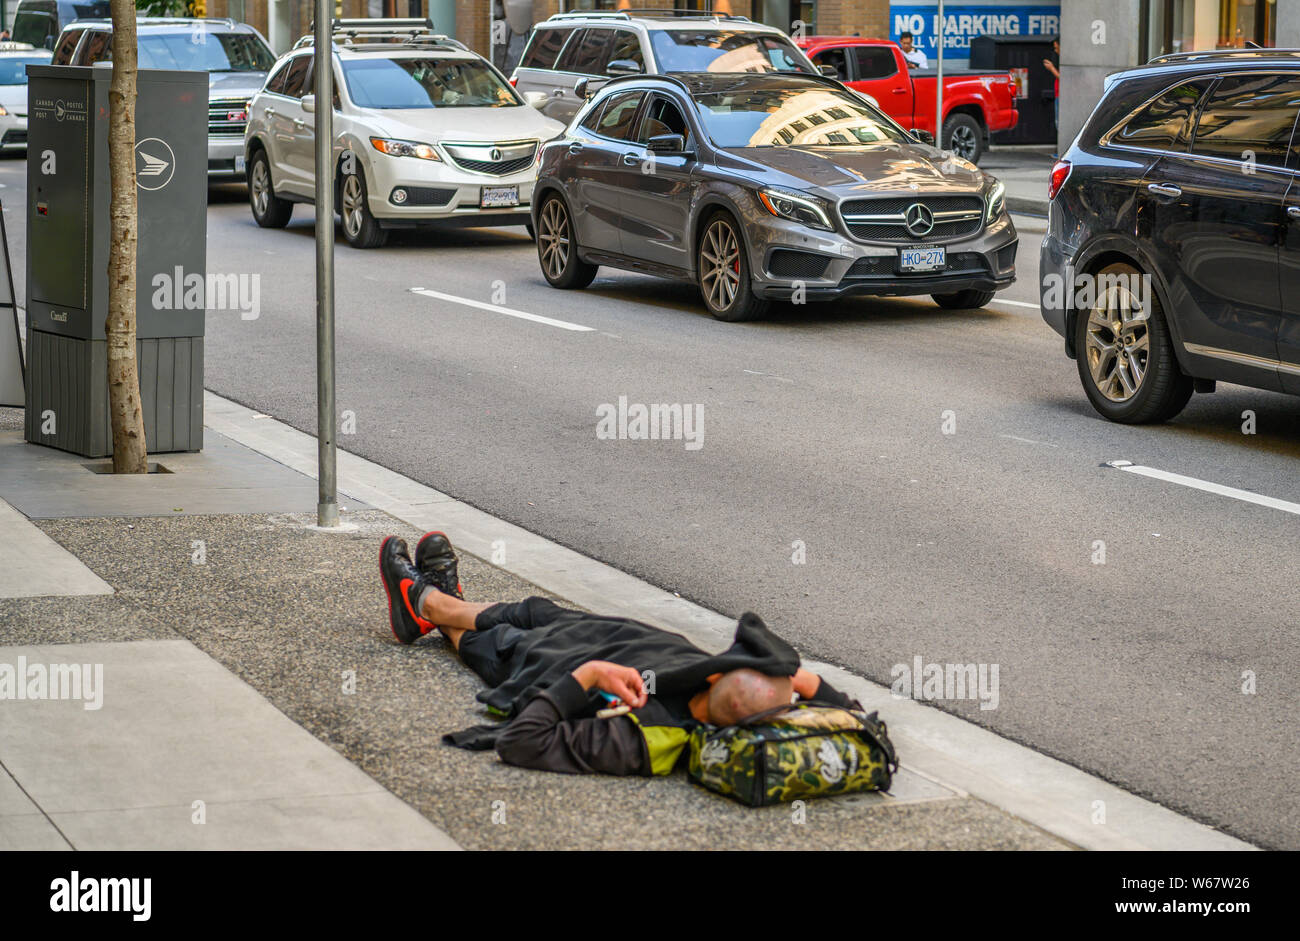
687;701;897;806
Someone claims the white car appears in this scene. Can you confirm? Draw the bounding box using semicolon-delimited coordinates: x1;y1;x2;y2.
0;42;52;151
244;20;566;248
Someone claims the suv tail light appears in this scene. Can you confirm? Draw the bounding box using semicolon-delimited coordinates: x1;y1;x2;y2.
1048;159;1072;201
509;77;518;87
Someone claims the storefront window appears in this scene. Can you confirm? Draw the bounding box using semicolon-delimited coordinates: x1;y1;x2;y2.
1148;0;1276;57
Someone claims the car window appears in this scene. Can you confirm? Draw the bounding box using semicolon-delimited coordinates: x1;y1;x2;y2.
648;30;813;74
1190;73;1300;168
265;57;292;95
854;46;899;80
133;32;275;72
635;94;690;145
341;57;519;109
80;29;110;65
280;54;313;98
557;27;614;76
608;30;644;71
594;90;644;140
0;54;51;83
810;48;848;81
51;28;83;65
694;86;909;148
519;27;571;70
1112;80;1211;151
579;98;607;131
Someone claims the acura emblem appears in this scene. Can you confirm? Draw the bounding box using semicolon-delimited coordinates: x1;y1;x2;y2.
904;202;934;236
489;147;502;161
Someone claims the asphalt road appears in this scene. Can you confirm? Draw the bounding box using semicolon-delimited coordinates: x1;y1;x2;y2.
4;154;1298;848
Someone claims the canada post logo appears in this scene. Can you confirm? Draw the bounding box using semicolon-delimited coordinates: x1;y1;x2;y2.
32;96;86;123
135;137;175;191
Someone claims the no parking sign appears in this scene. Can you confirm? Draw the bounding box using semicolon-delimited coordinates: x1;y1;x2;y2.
891;4;1060;60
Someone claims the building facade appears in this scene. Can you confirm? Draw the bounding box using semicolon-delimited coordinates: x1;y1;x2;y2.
1060;0;1296;153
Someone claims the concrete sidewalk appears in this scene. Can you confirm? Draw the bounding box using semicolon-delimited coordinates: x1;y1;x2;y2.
0;402;1250;850
984;145;1057;217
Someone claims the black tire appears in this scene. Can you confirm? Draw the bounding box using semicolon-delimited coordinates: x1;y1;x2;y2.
248;149;292;228
933;289;996;309
339;163;387;249
941;113;984;164
1075;261;1193;424
536;194;597;289
697;211;768;322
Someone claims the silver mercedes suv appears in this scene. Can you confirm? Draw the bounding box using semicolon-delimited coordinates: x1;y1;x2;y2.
533;72;1016;322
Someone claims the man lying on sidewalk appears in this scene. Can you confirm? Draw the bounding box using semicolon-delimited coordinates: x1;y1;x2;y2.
379;533;860;776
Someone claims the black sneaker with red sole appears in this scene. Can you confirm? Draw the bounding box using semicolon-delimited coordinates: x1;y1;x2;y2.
379;536;435;644
415;531;463;600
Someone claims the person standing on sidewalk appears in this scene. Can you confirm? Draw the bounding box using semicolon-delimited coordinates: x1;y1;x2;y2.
379;533;861;776
1044;37;1060;132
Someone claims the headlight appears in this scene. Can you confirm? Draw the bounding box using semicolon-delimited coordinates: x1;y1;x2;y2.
985;180;1006;223
757;188;833;231
369;137;441;161
0;105;8;117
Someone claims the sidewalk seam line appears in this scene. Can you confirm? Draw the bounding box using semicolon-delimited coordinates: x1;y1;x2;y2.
0;758;75;849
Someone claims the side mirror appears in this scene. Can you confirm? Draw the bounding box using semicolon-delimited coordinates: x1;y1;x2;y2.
523;91;548;108
647;133;689;156
910;128;935;145
606;58;642;77
574;77;589;99
301;93;316;113
819;64;839;78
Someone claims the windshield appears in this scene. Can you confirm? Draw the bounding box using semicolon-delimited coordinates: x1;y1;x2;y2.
341;57;519;109
137;32;275;71
694;86;910;149
0;54;52;83
649;30;813;74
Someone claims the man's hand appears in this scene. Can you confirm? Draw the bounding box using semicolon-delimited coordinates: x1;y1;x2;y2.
572;661;648;708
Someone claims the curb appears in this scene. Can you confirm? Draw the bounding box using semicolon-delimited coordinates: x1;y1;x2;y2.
1008;195;1049;217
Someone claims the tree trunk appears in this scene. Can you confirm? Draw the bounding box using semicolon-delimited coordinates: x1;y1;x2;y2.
106;0;147;474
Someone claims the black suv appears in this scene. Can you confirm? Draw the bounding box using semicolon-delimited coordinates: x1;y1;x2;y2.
1041;50;1300;422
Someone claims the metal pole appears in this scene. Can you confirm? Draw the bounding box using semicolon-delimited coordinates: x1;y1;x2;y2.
935;0;945;150
314;2;338;528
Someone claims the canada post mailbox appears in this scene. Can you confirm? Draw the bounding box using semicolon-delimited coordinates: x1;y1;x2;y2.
24;64;207;457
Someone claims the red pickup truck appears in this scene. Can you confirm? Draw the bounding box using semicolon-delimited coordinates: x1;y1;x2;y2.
795;37;1019;164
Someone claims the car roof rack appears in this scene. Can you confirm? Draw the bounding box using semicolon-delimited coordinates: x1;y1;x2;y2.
1147;47;1300;64
544;9;751;24
68;16;240;27
295;18;468;52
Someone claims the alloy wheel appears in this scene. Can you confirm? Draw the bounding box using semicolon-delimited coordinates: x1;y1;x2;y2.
949;124;978;160
539;199;570;280
1085;282;1150;402
341;174;364;239
251;160;270;217
700;219;741;311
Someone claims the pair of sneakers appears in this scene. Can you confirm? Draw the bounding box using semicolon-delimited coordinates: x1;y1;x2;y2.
379;532;463;644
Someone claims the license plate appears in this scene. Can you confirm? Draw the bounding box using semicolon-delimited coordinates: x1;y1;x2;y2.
234;154;246;173
899;246;945;272
480;185;519;208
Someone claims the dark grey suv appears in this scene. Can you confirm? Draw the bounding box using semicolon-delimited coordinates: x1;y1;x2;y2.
1042;50;1300;423
532;72;1016;321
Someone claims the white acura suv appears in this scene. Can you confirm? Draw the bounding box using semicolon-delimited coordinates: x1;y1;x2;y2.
244;19;565;248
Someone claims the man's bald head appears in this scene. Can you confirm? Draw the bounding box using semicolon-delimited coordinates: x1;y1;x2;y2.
706;669;794;726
